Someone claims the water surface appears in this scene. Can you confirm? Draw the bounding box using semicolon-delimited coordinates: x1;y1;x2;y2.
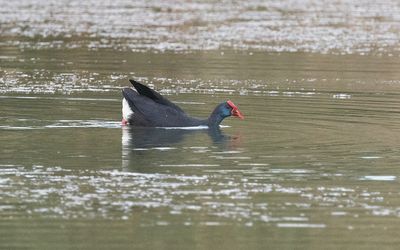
2;1;400;249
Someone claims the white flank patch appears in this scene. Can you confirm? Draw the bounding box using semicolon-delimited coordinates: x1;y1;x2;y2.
122;98;134;121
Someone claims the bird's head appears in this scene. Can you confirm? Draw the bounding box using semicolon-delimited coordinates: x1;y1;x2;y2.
226;100;244;119
212;100;244;121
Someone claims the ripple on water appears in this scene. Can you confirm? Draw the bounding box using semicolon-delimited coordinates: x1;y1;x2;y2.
1;0;400;55
0;120;121;130
276;223;326;228
1;166;399;226
360;176;397;181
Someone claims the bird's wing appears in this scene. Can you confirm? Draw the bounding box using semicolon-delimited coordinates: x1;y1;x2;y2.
129;79;185;113
122;88;193;127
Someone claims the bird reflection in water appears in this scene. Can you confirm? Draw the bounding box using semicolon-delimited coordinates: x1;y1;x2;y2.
121;126;240;171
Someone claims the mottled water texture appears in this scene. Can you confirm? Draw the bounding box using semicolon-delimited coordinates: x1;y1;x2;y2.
1;0;400;54
2;0;400;249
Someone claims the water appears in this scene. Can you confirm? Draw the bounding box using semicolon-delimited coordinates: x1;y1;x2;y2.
2;1;400;249
2;0;400;54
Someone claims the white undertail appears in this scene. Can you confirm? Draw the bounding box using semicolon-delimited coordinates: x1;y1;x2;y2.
122;98;134;121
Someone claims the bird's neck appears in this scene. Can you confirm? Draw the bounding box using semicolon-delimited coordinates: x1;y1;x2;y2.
207;108;225;127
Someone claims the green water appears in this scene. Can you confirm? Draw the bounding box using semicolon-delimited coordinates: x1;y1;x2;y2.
2;49;400;249
2;1;400;249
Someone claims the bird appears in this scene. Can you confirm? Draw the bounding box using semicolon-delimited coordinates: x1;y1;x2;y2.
121;79;244;127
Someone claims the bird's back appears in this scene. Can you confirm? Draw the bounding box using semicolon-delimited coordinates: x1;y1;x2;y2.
122;87;206;127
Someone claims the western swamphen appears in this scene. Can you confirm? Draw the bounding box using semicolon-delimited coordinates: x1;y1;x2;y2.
122;79;244;127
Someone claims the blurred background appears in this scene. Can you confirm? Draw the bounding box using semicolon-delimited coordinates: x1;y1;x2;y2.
1;0;400;94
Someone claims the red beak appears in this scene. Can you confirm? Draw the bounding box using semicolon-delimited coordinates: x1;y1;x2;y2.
227;100;244;120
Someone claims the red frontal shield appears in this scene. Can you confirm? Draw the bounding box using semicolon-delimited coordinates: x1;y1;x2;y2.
227;100;244;119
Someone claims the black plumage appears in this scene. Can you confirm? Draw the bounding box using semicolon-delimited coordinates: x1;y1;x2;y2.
122;80;243;127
